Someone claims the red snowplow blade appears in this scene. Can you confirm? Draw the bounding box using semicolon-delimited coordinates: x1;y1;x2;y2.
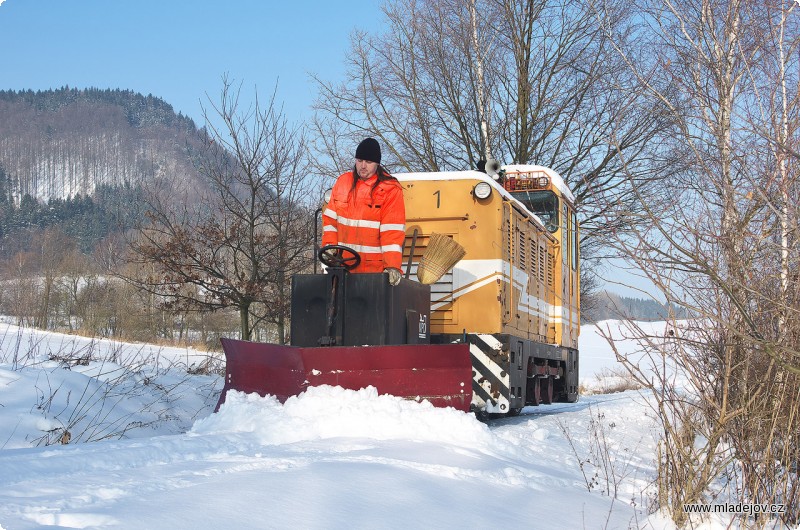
216;338;473;412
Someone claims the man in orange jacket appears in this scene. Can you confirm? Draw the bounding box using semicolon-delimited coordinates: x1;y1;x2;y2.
321;138;406;285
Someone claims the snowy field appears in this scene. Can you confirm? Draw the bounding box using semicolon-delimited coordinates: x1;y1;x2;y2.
0;320;738;529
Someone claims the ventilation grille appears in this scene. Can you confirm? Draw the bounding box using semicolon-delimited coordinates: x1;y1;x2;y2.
403;233;454;323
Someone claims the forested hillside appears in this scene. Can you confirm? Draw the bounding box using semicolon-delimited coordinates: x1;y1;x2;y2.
0;87;208;203
0;88;230;340
582;291;686;322
0;85;302;346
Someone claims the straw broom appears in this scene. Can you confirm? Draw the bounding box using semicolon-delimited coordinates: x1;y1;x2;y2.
417;233;466;285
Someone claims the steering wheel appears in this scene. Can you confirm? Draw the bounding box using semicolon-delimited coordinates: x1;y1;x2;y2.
318;244;361;270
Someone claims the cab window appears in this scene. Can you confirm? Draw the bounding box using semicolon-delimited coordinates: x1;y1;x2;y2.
511;190;559;232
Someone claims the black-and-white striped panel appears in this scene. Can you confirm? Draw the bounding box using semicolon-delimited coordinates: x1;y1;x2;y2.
468;334;510;413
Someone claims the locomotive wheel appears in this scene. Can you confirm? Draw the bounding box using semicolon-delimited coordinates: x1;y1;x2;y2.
527;376;542;406
541;376;554;405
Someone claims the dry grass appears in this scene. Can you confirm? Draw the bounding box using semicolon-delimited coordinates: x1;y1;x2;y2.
580;367;644;395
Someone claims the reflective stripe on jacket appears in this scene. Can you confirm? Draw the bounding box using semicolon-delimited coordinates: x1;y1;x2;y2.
321;171;406;273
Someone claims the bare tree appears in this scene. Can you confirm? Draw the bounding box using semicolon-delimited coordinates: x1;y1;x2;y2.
1;249;38;326
124;78;318;342
33;227;75;329
310;0;667;301
597;0;800;525
316;1;661;218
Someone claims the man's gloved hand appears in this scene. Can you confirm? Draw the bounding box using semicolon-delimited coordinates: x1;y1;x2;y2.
385;268;402;286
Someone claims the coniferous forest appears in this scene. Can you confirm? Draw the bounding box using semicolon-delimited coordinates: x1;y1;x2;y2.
0;168;146;256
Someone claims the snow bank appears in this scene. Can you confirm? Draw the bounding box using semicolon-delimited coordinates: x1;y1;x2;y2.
193;386;493;448
3;318;761;529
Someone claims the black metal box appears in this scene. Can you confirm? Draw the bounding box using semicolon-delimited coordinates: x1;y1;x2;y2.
290;272;431;347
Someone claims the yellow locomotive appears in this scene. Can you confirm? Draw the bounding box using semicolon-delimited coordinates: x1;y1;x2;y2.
216;164;579;417
397;164;580;413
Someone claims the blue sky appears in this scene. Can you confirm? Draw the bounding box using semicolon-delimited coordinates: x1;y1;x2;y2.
0;0;383;126
0;1;660;300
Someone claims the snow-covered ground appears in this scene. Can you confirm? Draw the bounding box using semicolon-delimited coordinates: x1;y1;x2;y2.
0;321;728;529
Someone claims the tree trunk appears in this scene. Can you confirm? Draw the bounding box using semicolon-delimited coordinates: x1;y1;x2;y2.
239;302;251;341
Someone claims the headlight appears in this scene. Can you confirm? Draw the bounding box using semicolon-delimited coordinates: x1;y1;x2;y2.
537;176;549;187
323;188;332;203
473;182;492;199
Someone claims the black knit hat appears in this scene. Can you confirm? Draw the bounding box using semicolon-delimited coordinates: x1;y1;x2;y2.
355;137;381;164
